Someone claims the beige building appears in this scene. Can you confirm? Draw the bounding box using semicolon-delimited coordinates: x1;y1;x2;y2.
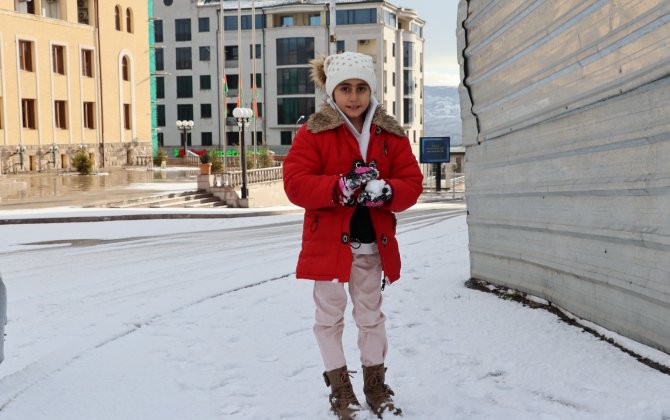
0;0;151;173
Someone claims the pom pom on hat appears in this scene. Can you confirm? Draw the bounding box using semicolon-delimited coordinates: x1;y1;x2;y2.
310;52;377;97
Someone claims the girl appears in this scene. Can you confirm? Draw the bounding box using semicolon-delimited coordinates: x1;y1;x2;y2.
283;52;423;419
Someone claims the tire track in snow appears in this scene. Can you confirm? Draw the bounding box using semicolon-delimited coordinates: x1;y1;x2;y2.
0;271;296;412
0;206;459;411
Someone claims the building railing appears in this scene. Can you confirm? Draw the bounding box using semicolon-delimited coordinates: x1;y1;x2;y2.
219;165;283;187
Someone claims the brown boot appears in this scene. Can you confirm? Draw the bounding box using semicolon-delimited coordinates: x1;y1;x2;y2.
363;364;402;418
323;366;364;420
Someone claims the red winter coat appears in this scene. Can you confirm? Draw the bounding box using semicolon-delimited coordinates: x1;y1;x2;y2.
283;103;423;283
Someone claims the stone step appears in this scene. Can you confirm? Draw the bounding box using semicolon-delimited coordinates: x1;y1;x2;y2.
99;191;228;209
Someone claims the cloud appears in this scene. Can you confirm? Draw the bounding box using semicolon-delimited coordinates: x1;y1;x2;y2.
423;56;461;86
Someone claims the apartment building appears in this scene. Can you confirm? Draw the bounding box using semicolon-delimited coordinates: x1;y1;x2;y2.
153;0;424;156
0;0;151;173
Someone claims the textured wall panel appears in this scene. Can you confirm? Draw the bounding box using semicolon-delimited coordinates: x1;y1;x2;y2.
457;0;670;353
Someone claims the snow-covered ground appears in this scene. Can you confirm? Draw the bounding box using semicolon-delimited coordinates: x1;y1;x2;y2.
0;202;669;419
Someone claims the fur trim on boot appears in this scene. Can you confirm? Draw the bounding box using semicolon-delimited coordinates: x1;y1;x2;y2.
363;364;402;418
323;366;364;420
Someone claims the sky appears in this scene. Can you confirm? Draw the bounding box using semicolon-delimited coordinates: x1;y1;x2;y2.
403;0;461;86
1;202;670;419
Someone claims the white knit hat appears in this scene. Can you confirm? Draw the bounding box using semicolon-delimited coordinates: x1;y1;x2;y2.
322;52;377;98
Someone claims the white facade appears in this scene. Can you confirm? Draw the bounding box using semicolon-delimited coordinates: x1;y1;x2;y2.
152;0;424;155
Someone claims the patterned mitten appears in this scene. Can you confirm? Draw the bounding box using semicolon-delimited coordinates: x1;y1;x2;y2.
336;160;379;205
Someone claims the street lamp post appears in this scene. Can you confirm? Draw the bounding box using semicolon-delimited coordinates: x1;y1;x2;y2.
233;107;252;199
176;120;194;159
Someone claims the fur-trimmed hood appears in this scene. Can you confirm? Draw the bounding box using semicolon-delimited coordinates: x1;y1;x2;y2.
306;101;406;137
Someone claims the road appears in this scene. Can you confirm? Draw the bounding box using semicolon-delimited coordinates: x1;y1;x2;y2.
0;204;466;418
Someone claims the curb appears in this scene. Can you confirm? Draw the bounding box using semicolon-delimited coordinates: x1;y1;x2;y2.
0;209;305;225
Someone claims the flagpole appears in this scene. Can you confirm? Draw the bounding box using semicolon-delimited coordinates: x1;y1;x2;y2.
252;0;257;166
219;0;227;172
237;0;243;163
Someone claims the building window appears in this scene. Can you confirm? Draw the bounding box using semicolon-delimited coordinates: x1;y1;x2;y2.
126;8;133;33
200;75;211;90
201;132;213;146
54;100;67;129
163;0;173;5
21;99;36;129
82;49;94;77
253;131;263;145
277;68;314;95
177;104;193;121
276;37;314;66
52;45;65;75
277;97;315;125
156;77;165;98
280;131;292;145
199;46;210;61
156;104;166;126
115;5;122;31
392;42;396;57
250;73;262;88
223;14;265;31
280;16;294;27
83;102;95;129
175;19;191;42
201;103;212;119
336;40;345;53
403;42;414;67
157;132;164;147
199;17;209;32
176;76;193;98
392;72;396;87
249;43;261;59
123;104;132;129
225;45;238;62
154;19;163;42
336;9;376;25
78;0;90;24
155;49;164;71
19;40;34;72
403;70;414;95
309;14;321;26
403;98;414;124
383;10;397;28
175;47;192;70
226;74;239;90
122;56;130;81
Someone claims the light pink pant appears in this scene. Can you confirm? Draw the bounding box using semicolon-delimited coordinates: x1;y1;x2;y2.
313;253;388;371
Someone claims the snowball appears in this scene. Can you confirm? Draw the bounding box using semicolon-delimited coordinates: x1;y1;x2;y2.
365;179;386;195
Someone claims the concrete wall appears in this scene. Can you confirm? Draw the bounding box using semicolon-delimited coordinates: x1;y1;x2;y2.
457;0;670;353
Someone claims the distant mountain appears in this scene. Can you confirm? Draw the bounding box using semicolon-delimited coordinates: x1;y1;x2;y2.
424;86;462;145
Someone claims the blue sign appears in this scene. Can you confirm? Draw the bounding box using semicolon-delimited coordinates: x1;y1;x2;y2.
419;137;450;163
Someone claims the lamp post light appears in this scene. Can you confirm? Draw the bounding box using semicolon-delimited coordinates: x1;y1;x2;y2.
232;107;252;199
176;120;194;159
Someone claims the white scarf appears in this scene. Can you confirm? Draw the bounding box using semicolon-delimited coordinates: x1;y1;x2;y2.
327;96;379;161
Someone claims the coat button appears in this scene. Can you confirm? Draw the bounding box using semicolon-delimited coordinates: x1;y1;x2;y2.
342;233;349;244
381;235;387;246
375;126;382;135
